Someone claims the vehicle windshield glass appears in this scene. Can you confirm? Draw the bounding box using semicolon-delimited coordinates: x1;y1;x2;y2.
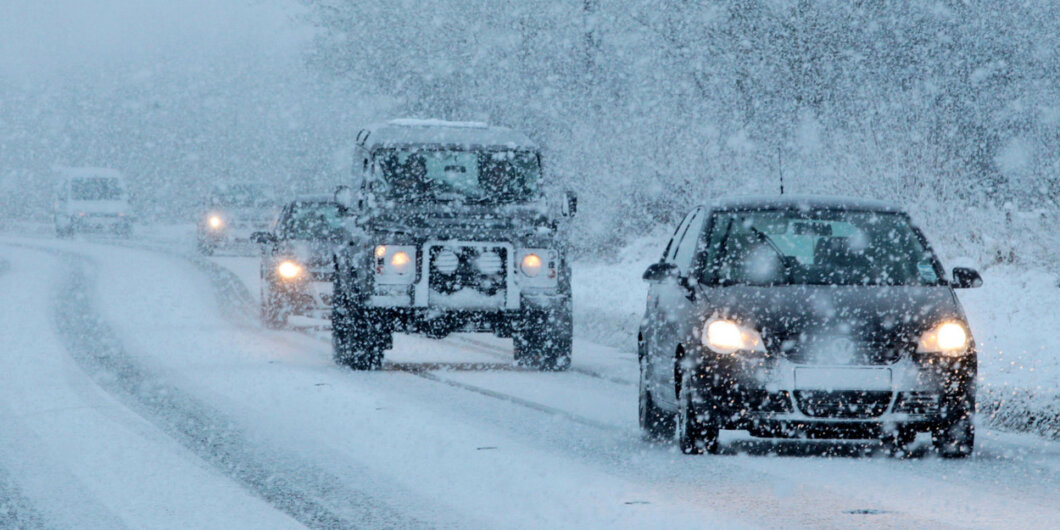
283;202;344;239
71;178;123;200
375;148;540;202
706;209;941;286
210;185;274;208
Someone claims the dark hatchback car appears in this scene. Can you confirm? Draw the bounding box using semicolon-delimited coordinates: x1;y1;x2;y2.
638;196;982;457
252;195;347;328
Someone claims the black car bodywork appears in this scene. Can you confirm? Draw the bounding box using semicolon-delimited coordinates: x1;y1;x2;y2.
329;120;576;371
638;196;981;457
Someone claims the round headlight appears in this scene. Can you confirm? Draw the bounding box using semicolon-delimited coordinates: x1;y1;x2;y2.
208;215;223;229
390;251;411;273
277;260;302;279
520;253;542;277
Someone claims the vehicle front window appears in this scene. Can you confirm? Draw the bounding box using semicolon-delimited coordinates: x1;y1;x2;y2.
283;203;344;239
211;185;275;208
705;209;941;286
375;148;540;202
71;178;123;200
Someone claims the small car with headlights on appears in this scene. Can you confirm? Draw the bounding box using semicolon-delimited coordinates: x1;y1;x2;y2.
251;195;347;328
329;119;576;370
638;196;981;457
197;182;279;255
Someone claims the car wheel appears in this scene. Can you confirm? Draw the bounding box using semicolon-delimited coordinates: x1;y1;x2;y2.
932;416;974;459
197;238;216;255
639;352;675;441
932;390;975;458
881;426;917;457
677;364;719;455
260;284;288;329
331;292;386;371
513;308;572;371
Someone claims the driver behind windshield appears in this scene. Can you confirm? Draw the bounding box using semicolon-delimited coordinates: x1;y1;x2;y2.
709;210;941;286
375;148;540;202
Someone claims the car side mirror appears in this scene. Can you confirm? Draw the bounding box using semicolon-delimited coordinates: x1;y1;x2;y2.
643;261;678;283
251;231;277;245
564;190;577;217
951;267;982;289
334;185;358;212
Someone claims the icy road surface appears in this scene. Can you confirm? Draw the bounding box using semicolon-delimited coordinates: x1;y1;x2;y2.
1;234;1060;529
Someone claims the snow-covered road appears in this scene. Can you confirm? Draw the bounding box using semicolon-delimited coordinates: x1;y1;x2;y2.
2;234;1060;529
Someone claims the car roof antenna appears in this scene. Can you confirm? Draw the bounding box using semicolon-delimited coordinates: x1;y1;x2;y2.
777;146;785;195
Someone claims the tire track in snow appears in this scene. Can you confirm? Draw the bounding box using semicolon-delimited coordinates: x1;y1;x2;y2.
40;246;426;530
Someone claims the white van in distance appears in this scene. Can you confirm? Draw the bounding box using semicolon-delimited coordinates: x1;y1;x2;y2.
54;167;133;237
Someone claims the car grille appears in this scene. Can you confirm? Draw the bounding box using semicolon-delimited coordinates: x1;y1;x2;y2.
893;391;940;415
794;390;892;419
778;337;910;366
428;245;508;296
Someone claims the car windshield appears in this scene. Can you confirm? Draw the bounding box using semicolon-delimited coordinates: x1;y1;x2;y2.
375;148;540;202
71;178;123;200
210;184;274;208
282;202;344;239
706;209;942;286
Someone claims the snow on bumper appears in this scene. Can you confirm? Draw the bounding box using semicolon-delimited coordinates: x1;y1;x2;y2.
692;350;976;433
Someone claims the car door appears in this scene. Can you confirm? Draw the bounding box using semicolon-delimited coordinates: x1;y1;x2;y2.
650;207;706;406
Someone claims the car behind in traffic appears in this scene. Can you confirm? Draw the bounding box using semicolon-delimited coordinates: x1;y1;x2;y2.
638;196;981;457
252;195;346;328
197;182;279;255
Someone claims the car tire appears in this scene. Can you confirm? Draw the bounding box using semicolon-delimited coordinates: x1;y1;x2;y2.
639;352;675;441
331;281;387;370
513;307;572;371
932;389;975;458
881;426;917;457
677;364;719;455
932;416;974;459
197;237;216;255
261;284;288;329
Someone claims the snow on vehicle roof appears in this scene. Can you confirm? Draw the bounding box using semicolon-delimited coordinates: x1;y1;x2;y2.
361;119;538;150
54;166;124;180
711;194;904;213
291;193;335;204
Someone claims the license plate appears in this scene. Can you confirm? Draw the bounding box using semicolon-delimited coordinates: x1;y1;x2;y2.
794;367;892;391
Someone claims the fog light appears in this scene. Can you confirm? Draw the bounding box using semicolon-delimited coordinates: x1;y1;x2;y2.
208;215;223;229
434;249;459;274
476;251;503;275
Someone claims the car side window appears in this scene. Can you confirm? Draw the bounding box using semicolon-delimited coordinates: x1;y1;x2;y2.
663;209;697;262
673;208;706;274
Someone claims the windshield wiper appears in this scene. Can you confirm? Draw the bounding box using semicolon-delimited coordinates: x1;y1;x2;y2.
749;226;793;285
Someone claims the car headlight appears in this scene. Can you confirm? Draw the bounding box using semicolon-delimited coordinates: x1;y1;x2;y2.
374;244;416;284
208;215;223;230
277;260;303;280
702;318;766;354
520;253;543;277
516;249;558;288
917;321;970;355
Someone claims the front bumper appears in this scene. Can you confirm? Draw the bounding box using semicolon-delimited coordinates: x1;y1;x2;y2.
692;349;976;437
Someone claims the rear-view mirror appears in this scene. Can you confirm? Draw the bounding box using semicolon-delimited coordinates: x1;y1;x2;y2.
951;267;983;289
642;261;678;282
251;231;276;245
